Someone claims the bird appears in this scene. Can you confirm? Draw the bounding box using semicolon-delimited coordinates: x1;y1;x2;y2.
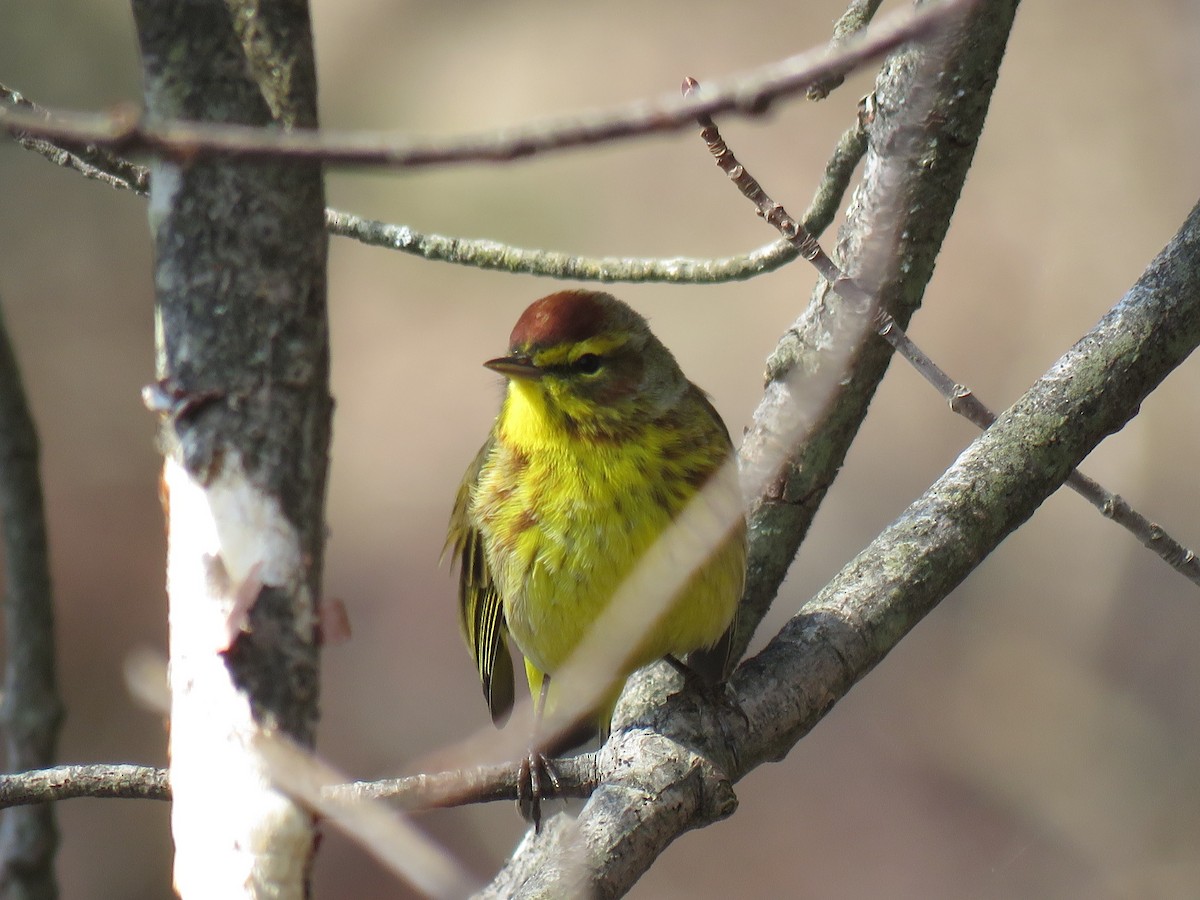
447;289;746;825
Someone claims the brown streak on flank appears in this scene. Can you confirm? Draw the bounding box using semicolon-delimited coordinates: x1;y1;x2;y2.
514;508;538;534
495;506;538;554
509;291;613;351
505;445;531;473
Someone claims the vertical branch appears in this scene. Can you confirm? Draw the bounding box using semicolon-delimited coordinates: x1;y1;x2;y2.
131;2;330;898
0;300;62;900
737;0;1021;654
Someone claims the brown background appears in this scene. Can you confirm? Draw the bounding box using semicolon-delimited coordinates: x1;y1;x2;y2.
2;0;1199;896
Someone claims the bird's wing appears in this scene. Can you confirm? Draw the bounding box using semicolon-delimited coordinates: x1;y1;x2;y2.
447;437;515;724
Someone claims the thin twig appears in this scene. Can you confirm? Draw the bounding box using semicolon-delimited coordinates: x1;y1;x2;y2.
0;86;149;194
0;297;64;896
685;78;864;292
0;0;970;171
688;84;1200;588
875;313;1200;581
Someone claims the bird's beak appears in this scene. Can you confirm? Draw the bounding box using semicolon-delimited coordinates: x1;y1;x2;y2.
483;355;544;380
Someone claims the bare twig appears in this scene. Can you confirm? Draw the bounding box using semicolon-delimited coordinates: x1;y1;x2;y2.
689;85;1200;588
0;85;148;194
0;297;64;898
686;78;857;290
874;314;1200;583
331;758;597;809
0;0;969;171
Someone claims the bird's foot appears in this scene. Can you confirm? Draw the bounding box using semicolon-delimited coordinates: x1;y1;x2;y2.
517;748;561;833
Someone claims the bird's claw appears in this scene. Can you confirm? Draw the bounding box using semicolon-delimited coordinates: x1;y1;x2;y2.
517;749;559;832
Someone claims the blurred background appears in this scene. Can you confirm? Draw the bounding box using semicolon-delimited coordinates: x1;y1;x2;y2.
2;0;1199;896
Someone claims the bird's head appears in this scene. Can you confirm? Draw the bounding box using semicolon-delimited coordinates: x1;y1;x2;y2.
485;291;688;437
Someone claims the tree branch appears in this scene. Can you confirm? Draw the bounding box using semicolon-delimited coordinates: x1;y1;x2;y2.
0;298;63;899
0;0;970;171
323;209;796;283
733;194;1200;769
0;757;594;812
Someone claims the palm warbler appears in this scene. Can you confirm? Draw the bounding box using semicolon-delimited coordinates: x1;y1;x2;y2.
448;290;746;749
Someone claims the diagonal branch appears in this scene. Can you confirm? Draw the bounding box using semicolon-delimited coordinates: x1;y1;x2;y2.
323;209;797;283
873;317;1200;583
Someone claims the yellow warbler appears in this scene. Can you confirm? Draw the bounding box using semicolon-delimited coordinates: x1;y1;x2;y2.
448;290;746;764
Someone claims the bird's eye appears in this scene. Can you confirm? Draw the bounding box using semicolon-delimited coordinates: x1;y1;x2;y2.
571;353;603;375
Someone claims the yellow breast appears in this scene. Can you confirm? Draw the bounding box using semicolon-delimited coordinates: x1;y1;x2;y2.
471;377;744;681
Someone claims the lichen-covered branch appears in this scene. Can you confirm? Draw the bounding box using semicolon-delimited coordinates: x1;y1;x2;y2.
735;194;1200;767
